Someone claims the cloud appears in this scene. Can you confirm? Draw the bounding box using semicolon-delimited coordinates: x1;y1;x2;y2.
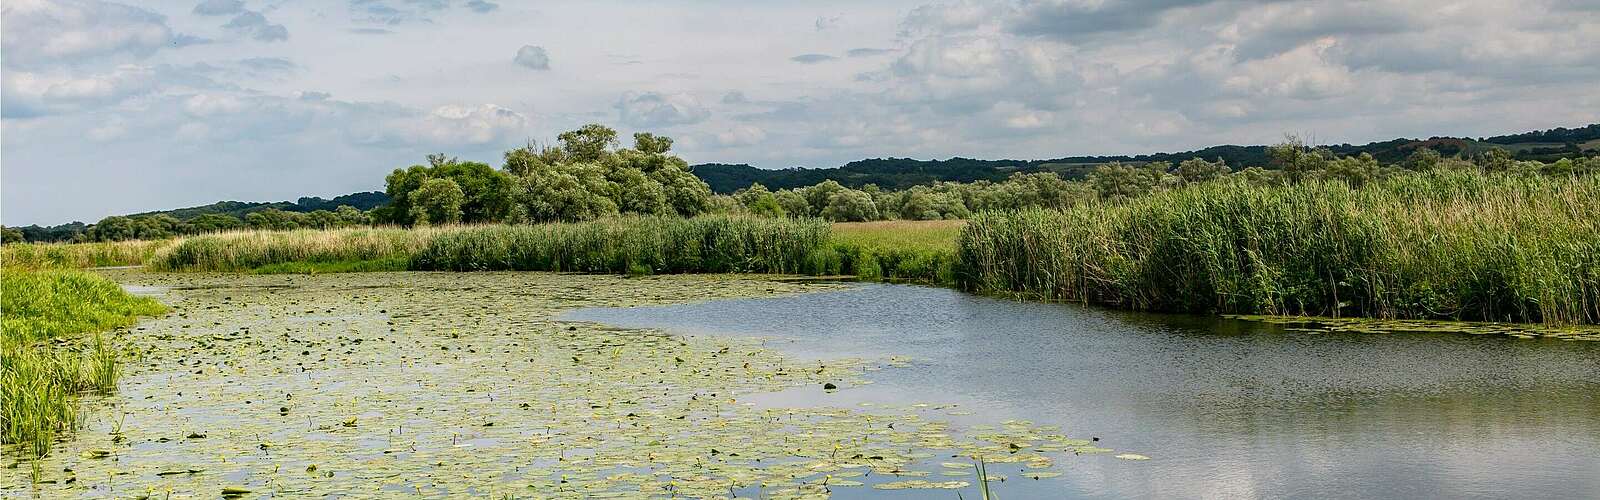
387;104;529;145
465;0;498;13
790;54;838;64
815;15;842;31
1008;0;1213;40
514;45;551;70
615;91;710;128
192;0;244;16
721;91;750;104
847;48;894;57
716;125;768;146
1;65;160;118
0;0;181;68
224;11;289;42
238;57;297;73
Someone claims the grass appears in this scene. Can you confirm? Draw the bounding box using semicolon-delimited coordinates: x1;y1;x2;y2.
958;171;1600;325
826;220;963;284
152;215;833;275
1;269;167;461
149;227;434;272
412;215;830;274
1;240;172;270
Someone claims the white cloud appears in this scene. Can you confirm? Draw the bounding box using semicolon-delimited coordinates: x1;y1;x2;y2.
1;65;159;117
716;125;768;146
223;11;289;42
615;92;710;128
514;45;551;70
0;0;180;67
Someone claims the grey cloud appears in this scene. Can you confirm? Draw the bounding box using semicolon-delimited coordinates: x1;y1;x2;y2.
721;91;749;104
349;28;395;35
514;45;551;70
1008;0;1215;39
466;0;499;13
790;54;838;64
615;91;710;128
815;15;842;30
239;57;297;73
192;0;245;16
224;11;289;42
847;48;894;57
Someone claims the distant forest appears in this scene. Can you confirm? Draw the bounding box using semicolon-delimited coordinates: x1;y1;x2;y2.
8;123;1597;242
693;123;1600;193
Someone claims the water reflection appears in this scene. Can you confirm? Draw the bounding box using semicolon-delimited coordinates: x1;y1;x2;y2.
565;283;1600;499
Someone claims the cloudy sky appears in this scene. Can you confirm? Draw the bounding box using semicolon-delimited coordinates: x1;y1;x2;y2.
3;0;1598;225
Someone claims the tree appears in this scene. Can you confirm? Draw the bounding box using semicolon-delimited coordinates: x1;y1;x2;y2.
333;205;371;226
558;124;619;163
1089;162;1168;200
1403;148;1442;171
802;180;846;215
632;133;673;155
380;158;514;225
409;178;465;225
2;227;24;244
86;216;138;241
245;209;307;230
821;189;879;222
189;213;244;233
1176;157;1231;184
499;124;714;222
1268;137;1332;182
774;189;810;217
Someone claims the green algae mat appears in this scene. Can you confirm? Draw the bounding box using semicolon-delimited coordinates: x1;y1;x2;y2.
3;271;1136;498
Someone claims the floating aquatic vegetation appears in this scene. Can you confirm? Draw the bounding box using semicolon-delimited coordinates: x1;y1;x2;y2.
2;271;1141;497
1223;315;1600;341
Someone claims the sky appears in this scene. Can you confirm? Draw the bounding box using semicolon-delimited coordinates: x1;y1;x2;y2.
3;0;1598;226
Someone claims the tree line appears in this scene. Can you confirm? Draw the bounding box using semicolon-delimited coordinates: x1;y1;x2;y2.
6;125;1599;244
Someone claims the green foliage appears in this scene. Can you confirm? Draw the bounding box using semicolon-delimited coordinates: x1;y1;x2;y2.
820;189;879;222
383;158;515;225
2;227;23;244
2;269;167;458
496;124;714;222
959;171;1600;325
409;178;466;225
188;213;245;233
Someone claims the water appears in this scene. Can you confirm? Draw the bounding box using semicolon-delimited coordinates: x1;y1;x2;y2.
563;283;1600;499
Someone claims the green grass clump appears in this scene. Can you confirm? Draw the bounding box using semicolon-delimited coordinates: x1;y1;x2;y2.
959;171;1600;325
2;269;167;460
413;215;830;274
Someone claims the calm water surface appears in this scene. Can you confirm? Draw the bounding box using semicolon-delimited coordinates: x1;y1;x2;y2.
564;283;1600;499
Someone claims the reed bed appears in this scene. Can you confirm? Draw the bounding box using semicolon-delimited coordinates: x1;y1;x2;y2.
153;215;833;275
1;269;166;460
150;227;437;272
413;215;830;274
959;171;1600;324
1;240;173;270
